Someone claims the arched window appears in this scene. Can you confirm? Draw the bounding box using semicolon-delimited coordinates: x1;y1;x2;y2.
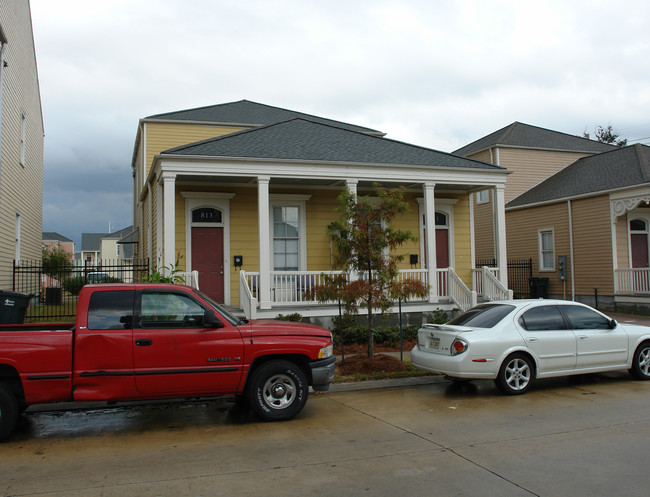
630;218;649;268
192;207;222;224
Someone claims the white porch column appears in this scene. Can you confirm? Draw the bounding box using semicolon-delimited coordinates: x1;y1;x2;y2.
258;176;272;309
493;185;508;287
346;179;358;197
162;173;177;271
423;182;438;302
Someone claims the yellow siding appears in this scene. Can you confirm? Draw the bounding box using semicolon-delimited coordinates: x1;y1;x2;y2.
452;194;473;284
473;200;494;260
306;190;340;270
144;122;248;175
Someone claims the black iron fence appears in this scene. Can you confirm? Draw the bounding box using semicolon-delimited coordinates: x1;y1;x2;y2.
476;258;533;299
12;259;149;321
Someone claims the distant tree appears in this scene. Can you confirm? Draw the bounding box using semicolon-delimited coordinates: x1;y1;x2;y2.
42;246;72;277
583;124;627;147
311;185;427;359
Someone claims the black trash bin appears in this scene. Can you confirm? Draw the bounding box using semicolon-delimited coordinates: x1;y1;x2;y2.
529;277;549;299
0;291;32;324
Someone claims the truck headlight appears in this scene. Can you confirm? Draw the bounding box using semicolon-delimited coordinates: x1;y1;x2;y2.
318;333;334;359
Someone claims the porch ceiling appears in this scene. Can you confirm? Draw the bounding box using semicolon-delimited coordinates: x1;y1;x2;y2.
175;174;485;193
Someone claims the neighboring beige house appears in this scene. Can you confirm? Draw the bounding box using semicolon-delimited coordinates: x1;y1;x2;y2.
100;226;135;262
0;0;44;290
453;122;615;261
506;144;650;313
131;100;512;320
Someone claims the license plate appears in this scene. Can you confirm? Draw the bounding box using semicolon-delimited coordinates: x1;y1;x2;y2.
428;337;440;350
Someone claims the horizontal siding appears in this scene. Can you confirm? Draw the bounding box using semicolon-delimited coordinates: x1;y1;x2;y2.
570;196;613;295
616;215;629;269
0;1;44;288
473;201;494;260
145;122;247;175
506;203;570;297
498;148;593;202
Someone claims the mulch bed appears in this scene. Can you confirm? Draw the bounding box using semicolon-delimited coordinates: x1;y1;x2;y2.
334;338;418;374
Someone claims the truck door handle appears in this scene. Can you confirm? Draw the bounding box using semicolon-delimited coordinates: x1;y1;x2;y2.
136;339;153;346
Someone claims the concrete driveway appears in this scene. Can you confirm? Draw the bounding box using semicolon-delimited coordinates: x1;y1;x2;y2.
2;370;649;497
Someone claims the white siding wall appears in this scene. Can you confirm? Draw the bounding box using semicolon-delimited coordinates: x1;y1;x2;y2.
0;0;44;289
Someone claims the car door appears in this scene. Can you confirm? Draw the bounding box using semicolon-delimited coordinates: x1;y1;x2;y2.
516;304;576;373
559;304;628;369
133;289;244;395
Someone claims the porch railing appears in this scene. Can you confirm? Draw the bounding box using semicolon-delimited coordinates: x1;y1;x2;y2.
615;268;650;295
481;266;513;301
472;266;499;297
238;268;476;316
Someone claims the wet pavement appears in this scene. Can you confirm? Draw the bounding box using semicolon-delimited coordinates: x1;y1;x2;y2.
2;370;650;497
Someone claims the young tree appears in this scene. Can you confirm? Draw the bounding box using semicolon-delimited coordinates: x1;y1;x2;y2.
583;124;628;147
318;185;426;359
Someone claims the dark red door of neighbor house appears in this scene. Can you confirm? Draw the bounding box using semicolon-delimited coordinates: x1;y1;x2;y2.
631;233;649;268
422;228;450;267
192;227;224;302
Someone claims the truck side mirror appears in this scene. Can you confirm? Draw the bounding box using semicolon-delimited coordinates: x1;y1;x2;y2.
204;309;224;329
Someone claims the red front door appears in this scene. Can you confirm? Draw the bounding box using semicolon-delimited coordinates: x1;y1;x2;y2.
192;227;224;302
631;233;649;268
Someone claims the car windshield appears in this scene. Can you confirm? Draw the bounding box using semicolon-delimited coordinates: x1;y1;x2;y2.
192;289;241;326
447;303;515;328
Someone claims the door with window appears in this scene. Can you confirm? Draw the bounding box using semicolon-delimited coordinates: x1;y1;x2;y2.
133;290;244;395
191;207;224;303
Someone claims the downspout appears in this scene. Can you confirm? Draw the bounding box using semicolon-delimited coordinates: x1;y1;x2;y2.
0;37;7;181
567;200;575;300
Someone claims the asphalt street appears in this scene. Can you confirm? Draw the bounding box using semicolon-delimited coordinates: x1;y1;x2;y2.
2;370;649;497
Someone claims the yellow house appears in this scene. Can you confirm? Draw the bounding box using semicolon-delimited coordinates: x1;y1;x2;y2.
131;101;511;319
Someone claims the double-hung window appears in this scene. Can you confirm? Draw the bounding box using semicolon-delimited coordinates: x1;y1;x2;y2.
538;228;555;271
273;206;300;271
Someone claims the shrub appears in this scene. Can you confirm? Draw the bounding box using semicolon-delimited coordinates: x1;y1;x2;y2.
275;313;303;322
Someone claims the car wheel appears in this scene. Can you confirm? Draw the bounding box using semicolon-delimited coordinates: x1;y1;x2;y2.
247;360;308;421
629;342;650;380
495;353;535;395
0;383;19;441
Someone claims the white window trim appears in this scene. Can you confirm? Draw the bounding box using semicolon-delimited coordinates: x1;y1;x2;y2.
538;228;555;272
269;194;310;271
476;190;489;205
627;212;650;268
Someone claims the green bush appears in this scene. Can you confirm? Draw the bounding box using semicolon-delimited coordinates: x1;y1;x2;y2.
62;275;123;296
275;313;303;322
333;325;421;346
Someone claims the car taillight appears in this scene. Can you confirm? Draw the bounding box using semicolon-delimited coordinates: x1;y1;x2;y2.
451;338;468;356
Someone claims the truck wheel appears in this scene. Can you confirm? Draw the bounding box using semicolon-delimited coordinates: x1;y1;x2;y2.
247;360;308;421
0;383;19;441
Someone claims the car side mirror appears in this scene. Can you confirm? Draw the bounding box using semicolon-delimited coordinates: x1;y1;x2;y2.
609;319;617;329
204;308;224;329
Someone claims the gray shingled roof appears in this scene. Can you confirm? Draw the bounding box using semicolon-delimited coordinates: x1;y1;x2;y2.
81;233;107;252
163;118;504;171
146;99;384;136
453;122;616;157
507;144;650;208
42;232;73;243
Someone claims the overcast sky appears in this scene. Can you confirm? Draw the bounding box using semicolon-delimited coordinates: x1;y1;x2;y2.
30;0;650;250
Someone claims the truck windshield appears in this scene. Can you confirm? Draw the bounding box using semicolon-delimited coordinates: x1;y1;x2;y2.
447;303;515;328
192;289;241;326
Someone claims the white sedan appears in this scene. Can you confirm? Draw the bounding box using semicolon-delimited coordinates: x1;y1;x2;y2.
411;300;650;394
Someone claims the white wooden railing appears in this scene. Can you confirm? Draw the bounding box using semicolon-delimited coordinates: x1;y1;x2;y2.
448;270;477;312
238;268;477;316
481;266;513;301
615;268;650;295
472;266;500;297
178;270;200;289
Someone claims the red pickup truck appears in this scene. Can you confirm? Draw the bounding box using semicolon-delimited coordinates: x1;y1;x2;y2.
0;283;335;440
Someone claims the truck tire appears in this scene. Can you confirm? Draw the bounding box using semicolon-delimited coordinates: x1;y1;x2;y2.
0;383;19;441
247;360;308;421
